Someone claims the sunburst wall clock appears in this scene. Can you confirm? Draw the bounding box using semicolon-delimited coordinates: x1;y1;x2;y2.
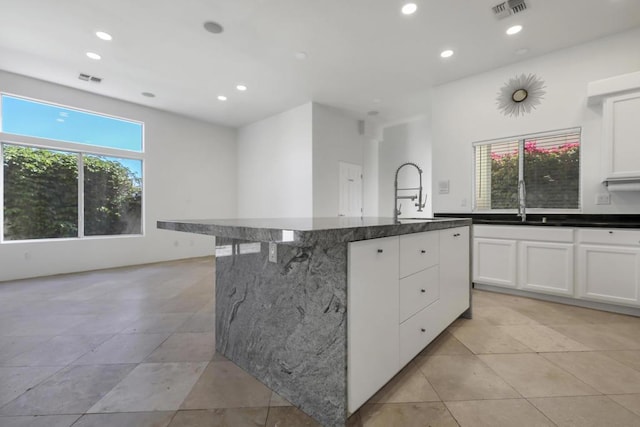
496;73;546;117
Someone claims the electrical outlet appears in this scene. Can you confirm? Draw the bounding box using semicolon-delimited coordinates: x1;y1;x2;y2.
595;193;611;205
269;242;277;263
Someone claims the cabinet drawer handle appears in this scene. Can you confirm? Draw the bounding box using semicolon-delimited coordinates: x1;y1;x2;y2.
420;328;426;333
377;249;383;253
421;249;426;254
453;233;461;237
609;231;613;234
421;289;426;293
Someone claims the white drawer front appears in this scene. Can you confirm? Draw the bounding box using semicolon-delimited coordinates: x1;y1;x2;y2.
578;228;640;246
399;301;443;366
473;225;573;242
400;231;439;278
399;266;439;323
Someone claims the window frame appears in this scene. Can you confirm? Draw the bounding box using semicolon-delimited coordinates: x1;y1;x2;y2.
0;93;145;243
472;127;582;214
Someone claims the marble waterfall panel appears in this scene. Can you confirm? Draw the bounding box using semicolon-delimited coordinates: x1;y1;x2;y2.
215;237;348;426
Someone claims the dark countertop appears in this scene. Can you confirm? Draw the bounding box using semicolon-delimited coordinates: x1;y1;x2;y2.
157;216;472;245
434;213;640;228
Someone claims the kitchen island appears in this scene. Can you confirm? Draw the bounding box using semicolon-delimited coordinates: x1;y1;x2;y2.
157;217;471;426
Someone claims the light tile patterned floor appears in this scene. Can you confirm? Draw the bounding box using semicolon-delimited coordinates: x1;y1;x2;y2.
2;258;640;426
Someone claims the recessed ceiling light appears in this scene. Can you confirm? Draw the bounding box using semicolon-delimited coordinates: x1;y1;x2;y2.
142;92;156;98
515;48;529;55
236;84;247;91
401;3;417;15
86;52;101;60
440;49;454;58
295;51;308;60
506;25;523;35
95;31;112;41
217;95;227;101
203;21;224;34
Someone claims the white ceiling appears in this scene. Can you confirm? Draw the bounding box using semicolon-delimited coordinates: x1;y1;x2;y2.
1;0;639;128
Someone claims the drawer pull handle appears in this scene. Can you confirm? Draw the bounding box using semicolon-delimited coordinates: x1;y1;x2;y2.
421;289;426;293
453;233;461;237
609;231;613;234
377;249;383;253
421;328;426;333
421;249;426;254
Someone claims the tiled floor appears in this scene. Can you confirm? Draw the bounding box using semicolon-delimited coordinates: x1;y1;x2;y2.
2;258;640;426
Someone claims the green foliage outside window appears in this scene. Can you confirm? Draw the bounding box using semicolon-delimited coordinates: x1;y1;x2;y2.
3;145;141;240
490;141;580;209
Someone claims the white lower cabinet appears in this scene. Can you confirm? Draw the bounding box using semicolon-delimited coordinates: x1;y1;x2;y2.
519;241;574;296
347;236;399;413
473;238;517;288
348;226;470;414
473;225;574;297
474;225;640;308
441;227;471;318
576;229;640;306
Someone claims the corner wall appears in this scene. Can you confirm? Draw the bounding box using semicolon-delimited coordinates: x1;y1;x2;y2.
0;71;237;281
237;102;313;218
312;104;366;217
432;28;640;214
379;118;433;218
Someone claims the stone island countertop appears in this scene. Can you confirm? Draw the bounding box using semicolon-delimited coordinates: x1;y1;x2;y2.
157;216;472;245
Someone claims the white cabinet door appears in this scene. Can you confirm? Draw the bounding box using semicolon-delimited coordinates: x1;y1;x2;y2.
473;238;517;288
577;244;640;306
440;226;470;318
519;241;574;296
603;92;640;180
347;236;399;413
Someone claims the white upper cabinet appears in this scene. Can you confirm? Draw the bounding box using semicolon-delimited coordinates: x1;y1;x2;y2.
603;91;640;181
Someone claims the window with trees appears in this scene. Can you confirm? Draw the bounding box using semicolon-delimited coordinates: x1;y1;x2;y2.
474;128;581;211
1;94;143;241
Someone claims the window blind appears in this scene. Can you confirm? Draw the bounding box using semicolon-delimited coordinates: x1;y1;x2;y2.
473;128;580;211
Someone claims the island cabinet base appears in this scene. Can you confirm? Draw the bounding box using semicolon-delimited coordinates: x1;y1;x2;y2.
214;229;470;426
157;217;472;427
348;226;470;414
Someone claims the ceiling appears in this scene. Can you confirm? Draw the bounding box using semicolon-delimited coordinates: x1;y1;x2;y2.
1;0;639;128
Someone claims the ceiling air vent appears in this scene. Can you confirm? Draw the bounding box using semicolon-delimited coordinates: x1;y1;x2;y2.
78;73;102;83
492;0;528;19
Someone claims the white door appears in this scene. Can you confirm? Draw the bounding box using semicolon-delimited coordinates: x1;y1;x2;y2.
339;162;362;217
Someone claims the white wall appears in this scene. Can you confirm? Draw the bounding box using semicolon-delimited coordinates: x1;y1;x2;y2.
362;136;379;217
312;104;366;217
237;102;313;218
432;28;640;214
379;117;433;218
0;71;237;281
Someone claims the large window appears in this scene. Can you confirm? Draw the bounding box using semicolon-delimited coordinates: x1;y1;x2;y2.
474;128;580;211
1;94;143;241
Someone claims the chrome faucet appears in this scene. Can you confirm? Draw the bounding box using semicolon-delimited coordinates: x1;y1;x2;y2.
394;162;426;223
517;179;527;222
